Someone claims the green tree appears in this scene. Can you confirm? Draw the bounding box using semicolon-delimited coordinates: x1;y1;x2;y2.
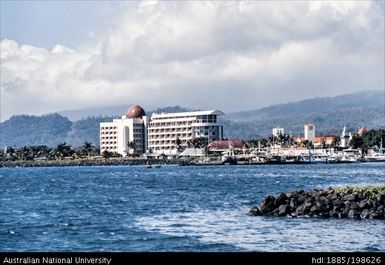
55;142;73;159
102;150;112;159
82;141;93;157
187;137;208;148
350;134;364;149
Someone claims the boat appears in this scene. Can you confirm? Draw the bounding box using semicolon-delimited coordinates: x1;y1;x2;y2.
310;155;328;163
339;149;361;163
363;148;385;162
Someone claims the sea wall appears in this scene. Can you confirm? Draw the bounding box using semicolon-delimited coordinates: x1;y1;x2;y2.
0;158;168;168
249;186;385;219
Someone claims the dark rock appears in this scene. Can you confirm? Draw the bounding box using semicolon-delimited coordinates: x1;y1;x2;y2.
377;194;385;204
278;205;291;216
296;189;304;194
310;205;322;214
295;204;306;215
332;198;343;207
338;212;347;219
343;194;357;201
305;197;315;203
357;192;364;200
358;200;370;209
349;202;359;210
347;209;361;219
249;207;262;216
316;201;326;209
290;199;297;208
342;206;350;216
251;187;384;220
319;212;330;218
260;195;276;214
360;209;372;219
275;192;288;206
329;210;339;218
369;211;384;219
305;202;313;209
297;195;306;204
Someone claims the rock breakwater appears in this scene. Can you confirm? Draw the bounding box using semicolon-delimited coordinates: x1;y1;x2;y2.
249;186;385;219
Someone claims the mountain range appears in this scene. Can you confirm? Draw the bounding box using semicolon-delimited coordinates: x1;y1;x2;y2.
1;90;383;148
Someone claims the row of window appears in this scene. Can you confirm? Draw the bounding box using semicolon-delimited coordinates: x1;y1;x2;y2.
102;146;117;150
149;121;193;127
149;140;180;145
152;146;173;150
101;126;117;130
149;133;192;139
148;129;191;134
101;141;117;145
101;136;117;140
101;131;117;135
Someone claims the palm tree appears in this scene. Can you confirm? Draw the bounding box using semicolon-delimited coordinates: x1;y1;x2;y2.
175;137;183;152
82;141;93;157
127;141;136;156
55;142;73;159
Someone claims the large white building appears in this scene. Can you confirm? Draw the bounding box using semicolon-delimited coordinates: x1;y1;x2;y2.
100;105;148;156
304;123;316;142
147;110;224;153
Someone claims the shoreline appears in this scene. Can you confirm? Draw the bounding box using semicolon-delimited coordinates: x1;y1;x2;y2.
0;158;171;168
1;159;384;168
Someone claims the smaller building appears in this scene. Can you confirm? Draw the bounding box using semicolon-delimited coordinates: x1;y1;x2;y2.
272;128;284;137
100;105;148;156
304;123;315;143
295;136;336;148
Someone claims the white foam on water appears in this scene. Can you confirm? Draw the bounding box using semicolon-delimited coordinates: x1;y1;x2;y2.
135;207;385;251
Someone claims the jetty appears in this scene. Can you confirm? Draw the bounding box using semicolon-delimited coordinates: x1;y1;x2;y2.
249;186;385;219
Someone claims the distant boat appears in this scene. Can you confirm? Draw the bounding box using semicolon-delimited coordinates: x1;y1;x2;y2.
310;155;327;163
153;165;161;168
364;148;385;162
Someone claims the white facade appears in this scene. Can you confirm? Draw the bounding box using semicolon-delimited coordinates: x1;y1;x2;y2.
340;126;352;148
272;128;284;137
304;123;316;142
100;106;148;156
148;110;224;153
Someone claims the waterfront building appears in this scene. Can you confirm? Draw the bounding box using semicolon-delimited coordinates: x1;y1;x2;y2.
148;110;224;153
295;136;336;148
304;123;316;142
100;105;149;156
272;128;284;137
340;126;352;148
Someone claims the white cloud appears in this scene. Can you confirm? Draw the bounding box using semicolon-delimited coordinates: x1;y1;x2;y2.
1;1;384;120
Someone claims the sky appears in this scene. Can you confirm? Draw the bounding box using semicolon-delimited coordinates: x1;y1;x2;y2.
1;0;384;121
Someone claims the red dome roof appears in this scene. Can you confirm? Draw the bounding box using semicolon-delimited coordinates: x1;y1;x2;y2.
126;105;146;118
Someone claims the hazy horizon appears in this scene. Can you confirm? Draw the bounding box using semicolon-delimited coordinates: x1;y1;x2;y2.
1;1;384;121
